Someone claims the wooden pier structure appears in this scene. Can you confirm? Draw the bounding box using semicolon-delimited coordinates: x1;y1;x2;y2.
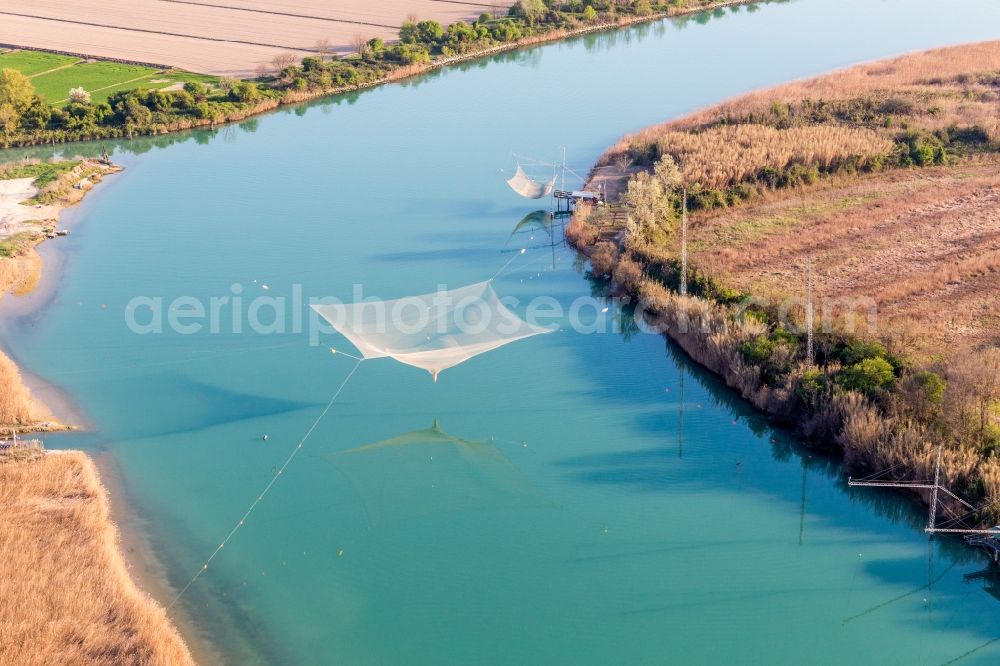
553;188;606;215
0;433;44;461
965;534;1000;564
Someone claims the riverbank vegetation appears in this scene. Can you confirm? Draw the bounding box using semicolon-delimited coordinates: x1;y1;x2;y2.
0;157;119;434
0;350;49;432
0;0;763;147
0;450;194;665
572;42;1000;523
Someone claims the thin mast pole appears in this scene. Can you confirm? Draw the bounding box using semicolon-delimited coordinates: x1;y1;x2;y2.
928;444;943;534
806;256;814;366
680;188;688;297
561;146;567;193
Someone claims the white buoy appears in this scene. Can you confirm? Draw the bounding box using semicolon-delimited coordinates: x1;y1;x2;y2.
262;434;269;442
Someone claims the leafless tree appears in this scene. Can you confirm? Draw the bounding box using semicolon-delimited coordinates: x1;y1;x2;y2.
271;52;299;74
314;38;332;61
944;350;1000;447
351;33;372;58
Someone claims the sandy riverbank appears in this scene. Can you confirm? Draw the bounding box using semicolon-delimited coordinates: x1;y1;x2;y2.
0;156;205;664
0;158;121;435
93;451;226;665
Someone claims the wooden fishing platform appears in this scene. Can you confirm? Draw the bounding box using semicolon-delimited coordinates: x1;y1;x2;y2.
850;446;1000;566
553;188;606;215
966;534;1000;564
0;438;42;451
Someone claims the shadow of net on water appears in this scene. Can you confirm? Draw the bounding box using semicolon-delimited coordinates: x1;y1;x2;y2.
328;420;551;529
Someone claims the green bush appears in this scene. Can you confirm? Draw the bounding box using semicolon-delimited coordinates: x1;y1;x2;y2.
230;81;260;103
835;357;896;396
387;44;431;65
902;370;946;422
740;327;800;385
795;368;830;410
740;335;775;366
510;0;548;23
837;340;888;366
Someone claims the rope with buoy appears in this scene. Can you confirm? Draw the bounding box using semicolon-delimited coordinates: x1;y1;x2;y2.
167;355;363;609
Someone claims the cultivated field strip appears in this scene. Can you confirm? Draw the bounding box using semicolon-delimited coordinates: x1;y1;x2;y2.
693;163;1000;352
0;0;512;76
165;0;505;27
0;14;307;76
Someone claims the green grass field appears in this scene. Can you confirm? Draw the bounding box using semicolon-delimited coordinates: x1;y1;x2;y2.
0;50;219;105
0;50;79;77
30;61;161;104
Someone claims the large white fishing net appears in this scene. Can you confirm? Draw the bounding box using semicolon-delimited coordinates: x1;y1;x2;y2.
311;281;554;381
506;164;556;199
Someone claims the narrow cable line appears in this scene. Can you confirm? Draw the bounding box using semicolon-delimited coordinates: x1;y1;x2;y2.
167;357;363;610
489;248;527;282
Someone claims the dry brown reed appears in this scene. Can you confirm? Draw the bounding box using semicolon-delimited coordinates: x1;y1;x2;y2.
0;349;48;427
654;125;892;189
589;242;618;277
0;452;194;666
0;249;42;299
645;40;1000;133
601;41;1000;179
611;255;645;292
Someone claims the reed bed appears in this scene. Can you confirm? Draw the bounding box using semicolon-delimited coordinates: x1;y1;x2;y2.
649;40;1000;133
0;452;194;666
601;41;1000;191
653;125;892;189
0;349;47;427
0;249;42;298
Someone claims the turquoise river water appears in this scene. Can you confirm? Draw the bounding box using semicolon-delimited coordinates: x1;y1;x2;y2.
4;0;1000;663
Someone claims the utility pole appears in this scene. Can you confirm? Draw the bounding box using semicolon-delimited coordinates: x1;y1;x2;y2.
806;256;814;366
561;146;567;193
680;188;688;297
928;444;943;535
